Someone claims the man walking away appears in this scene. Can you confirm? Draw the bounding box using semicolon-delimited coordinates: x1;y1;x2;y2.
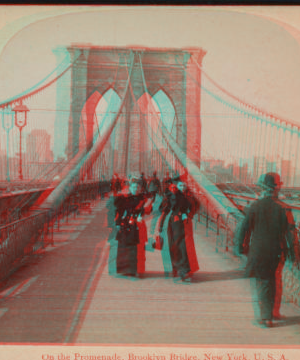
234;172;299;328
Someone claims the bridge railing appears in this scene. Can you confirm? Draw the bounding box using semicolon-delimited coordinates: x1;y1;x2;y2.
0;210;52;279
49;180;111;230
0;187;55;227
194;192;300;308
194;191;243;253
0;180;111;281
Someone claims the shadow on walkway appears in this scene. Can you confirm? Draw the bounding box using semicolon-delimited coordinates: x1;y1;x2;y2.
107;269;247;281
191;269;246;283
273;315;300;327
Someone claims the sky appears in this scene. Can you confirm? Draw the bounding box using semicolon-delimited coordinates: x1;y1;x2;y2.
0;6;300;162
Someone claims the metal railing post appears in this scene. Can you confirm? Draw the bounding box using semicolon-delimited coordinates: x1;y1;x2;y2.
216;213;220;253
206;198;209;237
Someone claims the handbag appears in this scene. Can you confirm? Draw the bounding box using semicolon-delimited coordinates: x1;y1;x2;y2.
152;235;164;250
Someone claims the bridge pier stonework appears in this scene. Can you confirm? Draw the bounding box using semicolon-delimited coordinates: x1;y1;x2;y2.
56;46;206;174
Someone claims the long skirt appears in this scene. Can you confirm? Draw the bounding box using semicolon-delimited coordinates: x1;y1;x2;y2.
167;217;199;278
116;244;138;276
167;218;190;277
137;221;147;274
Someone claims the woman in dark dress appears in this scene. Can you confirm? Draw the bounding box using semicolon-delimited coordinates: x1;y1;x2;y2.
158;179;200;282
114;177;152;277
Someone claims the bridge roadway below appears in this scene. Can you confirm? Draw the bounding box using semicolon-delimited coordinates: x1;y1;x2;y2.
0;197;299;345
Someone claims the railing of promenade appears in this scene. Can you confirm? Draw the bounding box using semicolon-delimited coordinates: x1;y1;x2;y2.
0;180;111;281
0;188;54;226
0;51;134;282
194;190;300;308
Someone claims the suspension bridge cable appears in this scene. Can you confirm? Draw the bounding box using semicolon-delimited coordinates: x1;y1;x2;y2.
179;66;276;193
91;58;121;145
139;107;174;174
29;51;119;188
39;51;136;211
120;54;173;175
199;66;300;130
193;59;300;133
140;59;253;192
5;156;64;218
176;122;257;194
184;63;278;130
0;55;78;108
138;55;243;221
94;113;101;139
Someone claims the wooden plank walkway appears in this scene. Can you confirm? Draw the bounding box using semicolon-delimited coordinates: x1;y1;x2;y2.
0;196;299;345
75;199;300;345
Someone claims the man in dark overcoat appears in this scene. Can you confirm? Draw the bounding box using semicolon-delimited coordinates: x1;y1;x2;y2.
234;172;299;327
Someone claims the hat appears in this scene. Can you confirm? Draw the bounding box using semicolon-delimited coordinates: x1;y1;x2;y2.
258;172;283;190
129;173;140;184
169;183;177;193
172;176;184;183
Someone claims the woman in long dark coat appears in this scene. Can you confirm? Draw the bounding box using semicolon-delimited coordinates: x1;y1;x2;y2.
158;179;199;282
114;177;152;277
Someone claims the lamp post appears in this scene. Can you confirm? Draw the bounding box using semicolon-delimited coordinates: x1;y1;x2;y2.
13;101;29;181
2;106;14;182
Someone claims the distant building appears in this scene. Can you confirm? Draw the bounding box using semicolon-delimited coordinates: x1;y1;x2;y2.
240;163;249;183
204;171;217;183
253;157;266;182
211;163;234;183
232;162;240;181
25;129;53;180
266;160;276;173
281;159;292;187
26;129;53;163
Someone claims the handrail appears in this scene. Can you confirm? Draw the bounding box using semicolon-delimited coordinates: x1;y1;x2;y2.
0;180;111;280
0;209;49;231
226;192;300;212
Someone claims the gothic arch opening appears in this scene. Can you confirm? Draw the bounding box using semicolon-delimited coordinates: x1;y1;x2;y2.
136;91;176;178
152;90;176;136
80;88;122;178
93;88;121;142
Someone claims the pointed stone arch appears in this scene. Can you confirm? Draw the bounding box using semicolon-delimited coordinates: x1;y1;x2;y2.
152;89;176;135
63;46;206;169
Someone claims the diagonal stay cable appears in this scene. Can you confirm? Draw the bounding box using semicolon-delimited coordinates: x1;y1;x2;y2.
137;53;241;226
121;53;173;174
39;51;135;212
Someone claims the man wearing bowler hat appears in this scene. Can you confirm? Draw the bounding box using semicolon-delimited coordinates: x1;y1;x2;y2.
234;172;299;328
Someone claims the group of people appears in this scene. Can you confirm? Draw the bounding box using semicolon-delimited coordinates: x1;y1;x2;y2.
111;171;199;283
109;170;300;328
111;172;163;197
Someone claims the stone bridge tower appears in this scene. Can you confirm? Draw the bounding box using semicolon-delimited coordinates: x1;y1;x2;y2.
55;45;206;174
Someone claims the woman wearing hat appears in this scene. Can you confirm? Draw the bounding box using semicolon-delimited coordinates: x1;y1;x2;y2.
114;176;153;277
234;172;299;327
158;177;200;282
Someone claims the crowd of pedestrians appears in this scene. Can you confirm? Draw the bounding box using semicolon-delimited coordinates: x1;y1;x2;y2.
107;171;300;328
108;171;199;283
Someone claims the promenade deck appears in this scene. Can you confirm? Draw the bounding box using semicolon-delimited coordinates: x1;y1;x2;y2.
0;197;299;345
